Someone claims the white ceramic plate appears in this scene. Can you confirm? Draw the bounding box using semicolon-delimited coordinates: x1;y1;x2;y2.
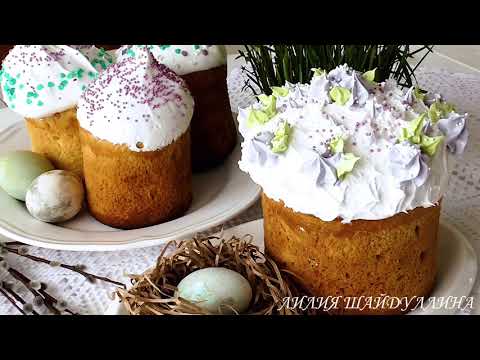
106;219;477;315
0;109;261;251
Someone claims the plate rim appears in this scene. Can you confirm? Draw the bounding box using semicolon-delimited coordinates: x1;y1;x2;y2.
105;218;478;315
0;121;261;252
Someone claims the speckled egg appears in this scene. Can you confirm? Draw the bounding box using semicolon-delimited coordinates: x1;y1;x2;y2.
25;170;85;223
0;151;55;201
177;267;253;314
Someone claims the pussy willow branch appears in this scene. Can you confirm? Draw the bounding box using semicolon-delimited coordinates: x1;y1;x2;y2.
0;286;25;315
1;281;39;315
7;266;75;315
3;246;126;289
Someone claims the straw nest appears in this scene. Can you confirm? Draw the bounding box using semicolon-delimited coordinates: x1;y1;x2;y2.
116;234;312;315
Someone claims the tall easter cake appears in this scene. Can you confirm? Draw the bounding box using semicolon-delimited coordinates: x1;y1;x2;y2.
237;65;468;314
0;45;103;176
77;46;194;230
117;45;237;171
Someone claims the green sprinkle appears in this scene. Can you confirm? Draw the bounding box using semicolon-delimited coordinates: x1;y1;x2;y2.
175;48;182;54
37;84;44;91
37;101;44;106
60;73;66;78
88;71;96;78
9;78;16;85
82;85;87;91
26;99;32;105
27;92;36;97
19;84;24;90
127;49;136;57
48;82;55;88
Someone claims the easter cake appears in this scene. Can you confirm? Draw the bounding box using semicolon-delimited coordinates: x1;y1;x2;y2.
117;45;237;171
77;46;194;230
0;45;105;176
237;65;468;314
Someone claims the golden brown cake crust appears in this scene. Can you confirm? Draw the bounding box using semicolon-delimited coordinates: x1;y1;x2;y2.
79;128;193;230
25;108;83;177
262;193;440;315
182;65;237;172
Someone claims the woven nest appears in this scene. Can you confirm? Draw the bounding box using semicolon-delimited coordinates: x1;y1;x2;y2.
116;234;312;315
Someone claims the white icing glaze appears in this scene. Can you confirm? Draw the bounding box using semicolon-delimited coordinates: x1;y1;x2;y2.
116;45;227;75
0;45;98;119
238;65;464;223
77;46;194;152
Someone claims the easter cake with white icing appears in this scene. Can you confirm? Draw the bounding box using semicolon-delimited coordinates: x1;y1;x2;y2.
0;45;103;176
237;64;468;314
77;46;194;229
117;45;237;171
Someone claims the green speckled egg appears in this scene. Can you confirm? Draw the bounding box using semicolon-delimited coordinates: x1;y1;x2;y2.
0;151;55;201
177;267;253;314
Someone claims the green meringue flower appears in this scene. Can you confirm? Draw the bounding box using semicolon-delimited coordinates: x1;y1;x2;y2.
329;86;351;106
271;86;289;97
420;135;444;156
400;113;426;144
399;113;444;156
428;101;456;123
330;136;344;154
336;153;360;180
271;122;293;154
362;68;376;82
311;68;326;77
413;87;426;102
258;94;277;118
247;110;271;128
246;94;278;128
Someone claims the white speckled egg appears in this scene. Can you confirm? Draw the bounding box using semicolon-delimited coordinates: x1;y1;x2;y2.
177;267;252;314
0;151;55;201
26;170;85;223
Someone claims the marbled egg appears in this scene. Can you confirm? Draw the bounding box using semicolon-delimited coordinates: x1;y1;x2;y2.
26;170;85;223
0;151;54;201
177;267;253;314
